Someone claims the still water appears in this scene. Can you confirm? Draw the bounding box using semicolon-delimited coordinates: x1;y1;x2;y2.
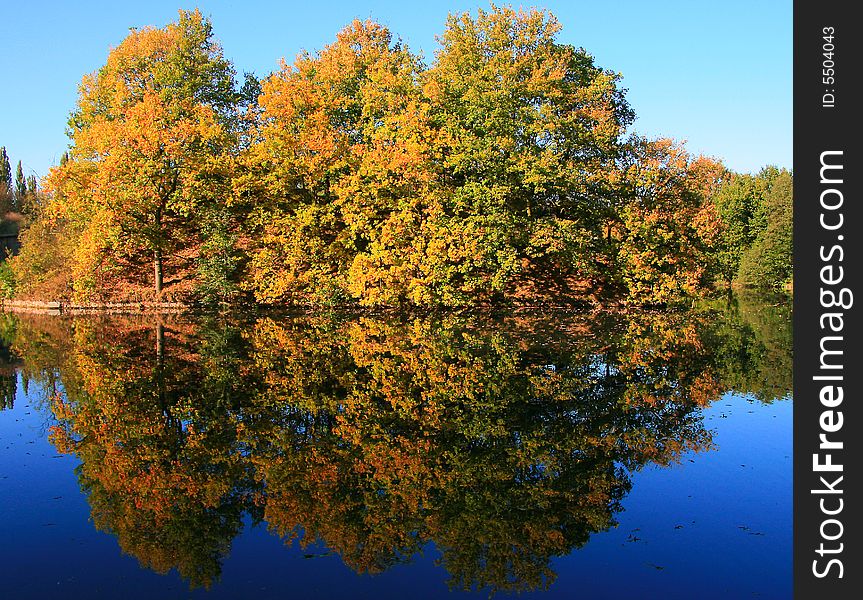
0;295;791;599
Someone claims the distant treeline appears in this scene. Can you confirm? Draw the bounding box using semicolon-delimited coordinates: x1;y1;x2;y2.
6;7;792;307
0;146;38;216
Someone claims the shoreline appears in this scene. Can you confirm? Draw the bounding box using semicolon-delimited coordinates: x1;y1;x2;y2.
0;291;791;317
0;297;629;317
0;299;190;316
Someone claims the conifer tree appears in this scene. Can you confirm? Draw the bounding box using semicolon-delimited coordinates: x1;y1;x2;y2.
15;161;26;209
0;148;10;189
0;147;12;214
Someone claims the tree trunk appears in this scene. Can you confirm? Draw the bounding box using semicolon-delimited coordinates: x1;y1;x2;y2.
154;204;163;295
154;248;163;295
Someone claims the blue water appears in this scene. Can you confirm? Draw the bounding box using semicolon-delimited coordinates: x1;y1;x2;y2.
0;380;791;600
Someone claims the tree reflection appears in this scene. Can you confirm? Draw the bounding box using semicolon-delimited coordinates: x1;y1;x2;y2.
3;300;791;593
0;314;23;409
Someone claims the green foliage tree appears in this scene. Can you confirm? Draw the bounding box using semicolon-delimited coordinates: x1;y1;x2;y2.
415;5;635;305
737;170;792;288
0;147;12;214
14;161;26;209
0;148;10;185
21;175;39;216
711;167;791;289
712;172;767;285
0;332;16;409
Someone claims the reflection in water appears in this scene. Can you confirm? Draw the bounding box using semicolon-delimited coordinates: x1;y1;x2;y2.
1;295;791;593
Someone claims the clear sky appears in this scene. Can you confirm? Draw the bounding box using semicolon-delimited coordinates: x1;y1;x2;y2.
0;0;791;181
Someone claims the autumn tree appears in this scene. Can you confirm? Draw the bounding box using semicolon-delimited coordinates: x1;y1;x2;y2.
616;139;725;304
243;6;636;307
421;5;634;304
39;9;240;300
241;313;721;592
242;19;430;305
43;318;250;589
10;5;784;307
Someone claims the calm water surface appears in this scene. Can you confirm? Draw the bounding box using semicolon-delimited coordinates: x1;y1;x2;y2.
0;296;791;599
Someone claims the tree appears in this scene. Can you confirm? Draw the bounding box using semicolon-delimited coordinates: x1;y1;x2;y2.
243;19;430;305
243;6;636;307
42;9;239;300
11;7;784;307
737;170;792;288
0;148;10;185
711;167;792;289
0;147;11;213
15;161;26;210
419;5;634;304
616;139;725;304
711;172;768;286
19;174;39;218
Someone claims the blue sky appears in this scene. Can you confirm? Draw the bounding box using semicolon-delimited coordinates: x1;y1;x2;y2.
0;0;790;180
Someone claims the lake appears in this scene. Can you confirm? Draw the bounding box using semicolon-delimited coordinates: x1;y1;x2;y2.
0;294;792;599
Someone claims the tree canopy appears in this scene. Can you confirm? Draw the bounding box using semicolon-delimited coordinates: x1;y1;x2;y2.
8;6;792;306
711;166;793;289
25;9;240;302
